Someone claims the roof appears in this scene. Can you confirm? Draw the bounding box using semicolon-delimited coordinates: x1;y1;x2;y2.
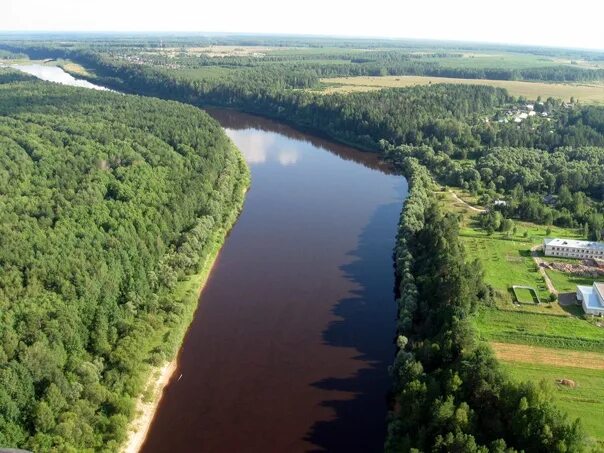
543;238;604;251
578;285;603;310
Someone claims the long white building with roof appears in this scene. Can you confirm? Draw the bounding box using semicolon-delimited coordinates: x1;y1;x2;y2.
543;238;604;260
577;283;604;315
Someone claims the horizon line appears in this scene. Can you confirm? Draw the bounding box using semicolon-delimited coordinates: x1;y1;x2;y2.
0;30;602;53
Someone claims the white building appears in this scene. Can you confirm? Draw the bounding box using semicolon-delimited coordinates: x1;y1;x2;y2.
577;282;604;315
544;238;604;260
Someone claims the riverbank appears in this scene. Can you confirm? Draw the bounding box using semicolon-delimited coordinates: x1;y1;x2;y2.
121;152;250;453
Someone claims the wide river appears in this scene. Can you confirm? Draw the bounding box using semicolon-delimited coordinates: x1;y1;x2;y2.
16;64;408;452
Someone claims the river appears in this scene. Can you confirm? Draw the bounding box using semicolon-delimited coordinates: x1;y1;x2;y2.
15;64;408;452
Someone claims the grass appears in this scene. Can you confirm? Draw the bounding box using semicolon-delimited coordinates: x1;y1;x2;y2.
512;286;540;304
546;269;598;293
58;60;91;77
474;308;604;352
501;361;604;445
461;233;550;302
440;189;583;308
317;75;604;104
492;342;604;370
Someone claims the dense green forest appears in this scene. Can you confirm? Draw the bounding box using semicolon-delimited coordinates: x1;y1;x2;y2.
386;159;587;452
0;72;248;451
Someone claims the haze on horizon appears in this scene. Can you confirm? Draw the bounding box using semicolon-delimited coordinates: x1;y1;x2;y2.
3;0;604;51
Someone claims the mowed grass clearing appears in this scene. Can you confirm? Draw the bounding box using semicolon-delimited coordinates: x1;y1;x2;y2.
501;361;604;445
475;308;604;351
492;342;604;370
318;75;604;104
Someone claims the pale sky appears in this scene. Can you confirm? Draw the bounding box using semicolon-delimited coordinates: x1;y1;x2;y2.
3;0;604;50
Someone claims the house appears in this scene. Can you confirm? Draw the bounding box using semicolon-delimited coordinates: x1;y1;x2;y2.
493;199;507;207
544;238;604;259
528;111;536;117
576;282;604;315
526;104;535;111
519;112;529;120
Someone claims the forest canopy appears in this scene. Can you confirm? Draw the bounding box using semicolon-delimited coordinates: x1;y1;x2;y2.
0;72;248;451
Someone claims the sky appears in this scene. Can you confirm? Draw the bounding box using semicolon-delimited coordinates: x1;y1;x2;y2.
3;0;604;50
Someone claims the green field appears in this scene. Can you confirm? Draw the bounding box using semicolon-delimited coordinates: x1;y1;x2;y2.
474;309;604;351
546;269;597;293
461;233;550;302
502;361;604;446
318;75;604;104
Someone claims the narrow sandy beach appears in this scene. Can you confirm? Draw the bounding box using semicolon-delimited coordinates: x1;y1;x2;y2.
122;360;178;453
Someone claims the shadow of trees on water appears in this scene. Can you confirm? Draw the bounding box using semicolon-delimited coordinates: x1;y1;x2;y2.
304;202;401;452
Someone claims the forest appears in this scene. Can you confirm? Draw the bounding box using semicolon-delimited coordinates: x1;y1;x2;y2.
0;71;248;451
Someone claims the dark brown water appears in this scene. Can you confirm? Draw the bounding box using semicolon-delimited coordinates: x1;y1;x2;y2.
141;109;407;453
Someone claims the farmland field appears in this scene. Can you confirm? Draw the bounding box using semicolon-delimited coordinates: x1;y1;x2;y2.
492;342;604;370
474;308;604;351
318;75;604;103
501;361;604;445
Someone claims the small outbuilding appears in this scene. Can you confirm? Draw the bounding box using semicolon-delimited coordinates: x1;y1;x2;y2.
577;282;604;315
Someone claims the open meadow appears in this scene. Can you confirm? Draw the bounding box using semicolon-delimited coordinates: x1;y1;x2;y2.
318;75;604;103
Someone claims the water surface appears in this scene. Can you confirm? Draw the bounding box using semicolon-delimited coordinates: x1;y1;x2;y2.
142;110;407;452
12;63;110;90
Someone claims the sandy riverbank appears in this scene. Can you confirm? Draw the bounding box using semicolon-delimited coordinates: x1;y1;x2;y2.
122;360;178;453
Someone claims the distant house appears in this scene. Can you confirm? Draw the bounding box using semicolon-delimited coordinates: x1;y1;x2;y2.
544;238;604;259
493;199;507;207
526;104;535;111
519;112;529;120
541;112;549;117
576;282;604;315
528;111;536;117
